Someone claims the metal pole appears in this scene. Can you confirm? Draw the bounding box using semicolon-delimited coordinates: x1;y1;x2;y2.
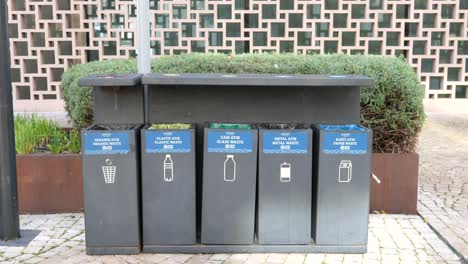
137;0;151;74
0;0;20;241
137;0;151;123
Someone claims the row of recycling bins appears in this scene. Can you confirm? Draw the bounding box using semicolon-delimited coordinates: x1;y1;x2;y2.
82;123;372;254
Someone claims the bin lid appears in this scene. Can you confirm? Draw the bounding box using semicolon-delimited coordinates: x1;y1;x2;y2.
142;73;374;87
78;73;143;87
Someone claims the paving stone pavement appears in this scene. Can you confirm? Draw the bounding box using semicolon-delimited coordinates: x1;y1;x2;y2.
417;113;468;262
0;213;462;264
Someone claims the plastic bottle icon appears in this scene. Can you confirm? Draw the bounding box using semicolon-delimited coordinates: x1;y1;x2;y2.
339;160;352;183
280;162;291;182
164;154;174;182
224;155;236;182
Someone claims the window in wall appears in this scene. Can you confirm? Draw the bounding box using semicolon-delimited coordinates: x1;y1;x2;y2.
431;32;444;46
368;41;382;55
378;14;391;28
413;41;426;55
421;59;434;72
455;86;468;98
262;4;276;19
360;23;373;37
352;5;366;19
439;50;452;64
271;23;286;37
429;77;442;90
447;68;460;81
307;4;320;19
297;32;312;46
423;14;436;28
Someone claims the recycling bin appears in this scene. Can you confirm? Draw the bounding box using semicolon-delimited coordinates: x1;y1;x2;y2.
201;124;258;244
312;124;372;246
82;125;141;254
141;124;196;246
257;124;313;244
79;74;143;255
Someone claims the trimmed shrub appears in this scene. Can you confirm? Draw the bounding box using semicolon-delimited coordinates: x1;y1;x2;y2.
61;53;425;153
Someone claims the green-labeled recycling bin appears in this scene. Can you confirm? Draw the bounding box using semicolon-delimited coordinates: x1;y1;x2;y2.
79;74;143;255
201;124;258;244
312;124;372;246
258;124;313;245
141;124;196;247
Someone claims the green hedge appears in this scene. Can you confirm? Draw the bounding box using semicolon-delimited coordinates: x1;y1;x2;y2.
62;53;425;153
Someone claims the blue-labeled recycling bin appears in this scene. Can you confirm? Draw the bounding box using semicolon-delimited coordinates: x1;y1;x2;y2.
79;74;143;255
201;125;258;244
82;125;141;255
258;124;313;245
141;125;196;247
312;124;372;246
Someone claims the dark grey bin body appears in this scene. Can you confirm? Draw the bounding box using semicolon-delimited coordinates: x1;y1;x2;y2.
141;128;196;245
312;126;372;246
201;128;258;244
79;73;144;255
82;128;141;255
258;129;313;245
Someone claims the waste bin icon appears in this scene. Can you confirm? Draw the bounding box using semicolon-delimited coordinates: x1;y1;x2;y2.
102;159;117;184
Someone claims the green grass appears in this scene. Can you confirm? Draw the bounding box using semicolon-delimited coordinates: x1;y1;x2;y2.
14;114;81;154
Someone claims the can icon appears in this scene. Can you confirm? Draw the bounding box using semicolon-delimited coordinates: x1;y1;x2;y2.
280;162;291;182
339;160;352;183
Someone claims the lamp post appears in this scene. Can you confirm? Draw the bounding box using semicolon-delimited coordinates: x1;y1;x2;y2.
0;0;21;241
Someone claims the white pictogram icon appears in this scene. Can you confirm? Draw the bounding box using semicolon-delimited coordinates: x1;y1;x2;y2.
102;159;116;184
164;154;174;182
280;162;291;183
339;160;352;183
224;155;237;182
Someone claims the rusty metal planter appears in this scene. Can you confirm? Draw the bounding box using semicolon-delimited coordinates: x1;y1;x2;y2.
16;154;83;214
370;153;419;214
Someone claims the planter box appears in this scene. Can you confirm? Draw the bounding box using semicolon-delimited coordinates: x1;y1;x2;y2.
370;153;419;214
16;154;83;214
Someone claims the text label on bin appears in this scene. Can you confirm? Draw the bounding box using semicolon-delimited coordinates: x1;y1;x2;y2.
322;132;368;154
84;132;130;155
263;131;309;154
146;131;192;153
207;131;253;153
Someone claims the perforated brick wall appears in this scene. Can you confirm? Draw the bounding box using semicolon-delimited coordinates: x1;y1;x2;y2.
8;0;468;112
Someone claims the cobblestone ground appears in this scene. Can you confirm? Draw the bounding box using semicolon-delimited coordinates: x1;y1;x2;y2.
417;113;468;261
0;214;462;264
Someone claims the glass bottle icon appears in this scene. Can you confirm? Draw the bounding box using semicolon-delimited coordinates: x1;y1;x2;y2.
224;155;236;182
164;154;174;182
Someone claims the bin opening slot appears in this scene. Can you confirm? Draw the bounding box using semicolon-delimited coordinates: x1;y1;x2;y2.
258;123;307;130
90;124;139;130
319;124;366;131
148;123;192;130
210;123;252;130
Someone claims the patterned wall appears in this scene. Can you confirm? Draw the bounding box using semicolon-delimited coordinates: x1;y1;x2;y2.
8;0;468;112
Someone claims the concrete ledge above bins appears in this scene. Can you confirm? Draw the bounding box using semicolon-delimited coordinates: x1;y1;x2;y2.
142;73;374;87
78;73;144;125
142;73;374;126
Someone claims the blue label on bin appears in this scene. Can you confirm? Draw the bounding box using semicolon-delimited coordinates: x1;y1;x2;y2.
84;132;130;155
207;131;253;153
146;131;191;153
322;132;368;154
263;131;309;154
